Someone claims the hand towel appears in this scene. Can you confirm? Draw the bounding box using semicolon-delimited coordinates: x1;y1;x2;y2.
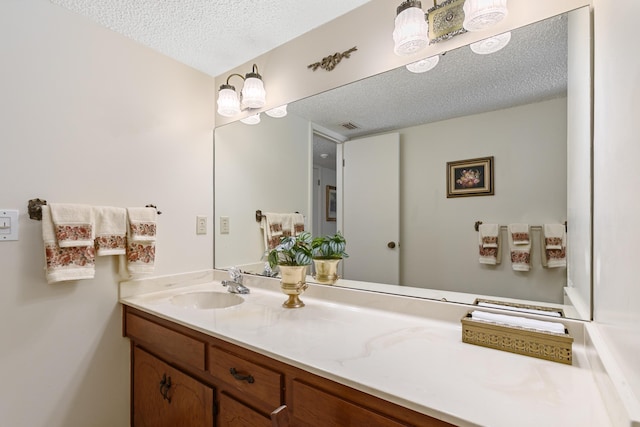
470;310;566;334
508;223;530;245
261;212;285;250
478;224;500;265
543;223;567;268
126;207;157;278
49;203;94;247
287;213;306;237
508;224;531;271
41;205;95;284
93;206;127;256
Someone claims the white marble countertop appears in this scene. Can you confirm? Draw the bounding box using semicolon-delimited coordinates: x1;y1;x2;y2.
119;271;612;427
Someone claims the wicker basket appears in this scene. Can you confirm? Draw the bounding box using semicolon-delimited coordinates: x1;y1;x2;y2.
461;312;573;365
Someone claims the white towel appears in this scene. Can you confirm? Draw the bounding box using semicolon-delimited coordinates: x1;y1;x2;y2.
126;207;157;278
508;223;530;245
94;206;127;256
126;207;157;242
41;205;95;284
478;224;499;265
49;203;94;247
470;310;567;334
508;224;531;271
543;223;567;268
261;212;304;250
479;223;499;248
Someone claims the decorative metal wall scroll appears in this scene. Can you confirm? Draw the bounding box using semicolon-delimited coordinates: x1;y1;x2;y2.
308;47;357;72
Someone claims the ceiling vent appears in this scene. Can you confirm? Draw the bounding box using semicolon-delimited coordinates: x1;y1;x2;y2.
341;121;360;130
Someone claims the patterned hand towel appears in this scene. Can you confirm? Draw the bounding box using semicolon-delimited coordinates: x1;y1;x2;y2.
93;206;127;256
508;224;531;271
261;212;286;250
478;224;500;265
42;205;95;284
543;223;567;268
49;203;95;247
126;207;157;278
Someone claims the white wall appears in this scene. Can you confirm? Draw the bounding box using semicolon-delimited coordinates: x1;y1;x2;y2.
214;113;311;269
0;1;214;426
593;0;640;405
401;98;567;303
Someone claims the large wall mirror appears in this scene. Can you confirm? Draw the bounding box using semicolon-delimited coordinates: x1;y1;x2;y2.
215;7;592;321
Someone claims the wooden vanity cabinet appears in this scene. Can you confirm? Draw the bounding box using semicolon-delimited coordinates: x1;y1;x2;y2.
123;306;453;427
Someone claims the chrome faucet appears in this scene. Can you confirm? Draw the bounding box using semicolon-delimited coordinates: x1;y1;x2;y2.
223;267;250;294
222;280;250;294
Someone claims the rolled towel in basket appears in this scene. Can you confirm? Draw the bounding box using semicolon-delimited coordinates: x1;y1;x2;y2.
471;310;566;334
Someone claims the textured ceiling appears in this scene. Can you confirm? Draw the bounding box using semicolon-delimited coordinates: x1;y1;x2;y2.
292;13;568;142
49;0;370;77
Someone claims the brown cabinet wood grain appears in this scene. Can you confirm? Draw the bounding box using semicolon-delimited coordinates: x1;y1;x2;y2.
132;346;213;427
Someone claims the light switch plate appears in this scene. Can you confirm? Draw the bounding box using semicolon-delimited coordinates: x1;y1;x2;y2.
220;216;230;234
196;216;207;235
0;210;19;241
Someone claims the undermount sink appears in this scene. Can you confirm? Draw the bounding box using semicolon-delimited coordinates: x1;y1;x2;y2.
170;291;244;309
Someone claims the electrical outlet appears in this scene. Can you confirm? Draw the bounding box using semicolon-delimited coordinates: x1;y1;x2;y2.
196;216;207;235
220;216;230;234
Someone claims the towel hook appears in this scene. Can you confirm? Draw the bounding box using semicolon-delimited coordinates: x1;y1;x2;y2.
256;210;264;222
474;221;483;232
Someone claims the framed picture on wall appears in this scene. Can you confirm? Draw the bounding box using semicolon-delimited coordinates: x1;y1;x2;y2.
446;156;494;198
326;185;337;221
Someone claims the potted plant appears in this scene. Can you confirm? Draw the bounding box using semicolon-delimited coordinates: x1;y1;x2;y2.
311;232;348;285
267;232;313;308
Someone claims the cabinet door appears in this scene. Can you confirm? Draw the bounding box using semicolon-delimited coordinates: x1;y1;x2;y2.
217;392;272;427
133;346;214;427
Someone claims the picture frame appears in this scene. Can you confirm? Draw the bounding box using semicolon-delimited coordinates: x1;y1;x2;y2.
326;185;337;221
446;156;494;198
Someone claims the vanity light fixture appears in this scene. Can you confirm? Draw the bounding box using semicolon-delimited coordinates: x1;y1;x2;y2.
463;0;508;32
393;0;429;56
216;63;266;117
406;55;440;73
240;113;261;125
469;31;511;54
265;104;288;118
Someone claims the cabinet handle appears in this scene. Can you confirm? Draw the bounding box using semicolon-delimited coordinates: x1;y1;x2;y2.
229;368;255;384
159;374;172;403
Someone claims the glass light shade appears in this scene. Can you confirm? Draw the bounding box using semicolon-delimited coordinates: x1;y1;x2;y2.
393;4;428;56
241;76;266;109
240;113;261;125
463;0;508;32
217;86;240;117
470;31;511;54
406;55;439;73
265;104;288;118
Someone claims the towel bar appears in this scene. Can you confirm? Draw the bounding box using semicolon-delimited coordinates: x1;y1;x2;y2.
27;198;161;220
474;220;567;232
255;209;301;223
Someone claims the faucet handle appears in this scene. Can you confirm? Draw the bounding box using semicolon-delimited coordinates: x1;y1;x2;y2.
228;267;243;284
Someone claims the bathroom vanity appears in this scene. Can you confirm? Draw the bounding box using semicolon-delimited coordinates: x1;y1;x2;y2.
120;270;612;426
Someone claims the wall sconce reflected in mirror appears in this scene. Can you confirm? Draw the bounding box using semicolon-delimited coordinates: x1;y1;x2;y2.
470;31;511;54
265;104;288;118
240;113;261;125
217;63;266;118
406;55;440;73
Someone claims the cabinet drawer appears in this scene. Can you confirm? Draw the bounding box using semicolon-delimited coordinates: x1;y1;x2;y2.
292;379;424;427
208;345;282;409
126;312;206;370
218;392;272;427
